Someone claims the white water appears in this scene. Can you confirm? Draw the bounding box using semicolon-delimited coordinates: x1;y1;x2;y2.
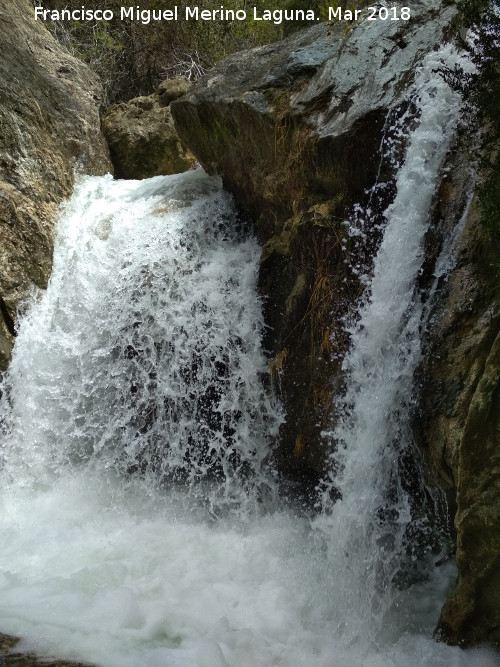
0;48;499;667
313;45;479;634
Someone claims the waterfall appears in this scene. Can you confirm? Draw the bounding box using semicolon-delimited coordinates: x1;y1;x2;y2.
313;45;477;640
0;170;282;516
0;47;498;667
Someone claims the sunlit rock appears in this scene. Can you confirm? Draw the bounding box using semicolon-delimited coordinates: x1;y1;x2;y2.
171;0;456;489
0;0;111;369
102;77;196;180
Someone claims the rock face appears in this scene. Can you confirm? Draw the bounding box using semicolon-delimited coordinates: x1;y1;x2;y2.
0;0;111;370
421;188;500;647
102;77;196;179
171;0;456;488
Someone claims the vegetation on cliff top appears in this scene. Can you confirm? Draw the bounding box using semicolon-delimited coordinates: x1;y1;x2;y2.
42;0;316;104
42;0;374;104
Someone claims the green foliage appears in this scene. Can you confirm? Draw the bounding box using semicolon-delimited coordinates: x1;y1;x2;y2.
279;0;318;34
44;0;305;104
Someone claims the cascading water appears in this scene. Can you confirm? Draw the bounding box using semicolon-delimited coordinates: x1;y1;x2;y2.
313;44;478;640
0;169;281;516
0;46;498;667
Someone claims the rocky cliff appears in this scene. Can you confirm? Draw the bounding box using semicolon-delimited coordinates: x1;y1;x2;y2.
421;187;500;647
171;0;500;649
3;0;498;651
0;0;111;370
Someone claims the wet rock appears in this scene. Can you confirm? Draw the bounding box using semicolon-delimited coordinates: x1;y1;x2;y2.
102;77;196;179
0;633;93;665
171;3;500;643
0;0;111;370
420;187;500;648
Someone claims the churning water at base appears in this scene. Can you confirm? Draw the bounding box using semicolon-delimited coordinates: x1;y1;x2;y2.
0;51;499;667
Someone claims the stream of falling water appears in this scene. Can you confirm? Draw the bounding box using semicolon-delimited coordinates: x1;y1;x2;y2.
0;46;499;667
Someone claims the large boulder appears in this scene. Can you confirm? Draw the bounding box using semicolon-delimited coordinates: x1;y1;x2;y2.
0;0;111;370
102;77;196;179
171;0;456;488
171;0;454;237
